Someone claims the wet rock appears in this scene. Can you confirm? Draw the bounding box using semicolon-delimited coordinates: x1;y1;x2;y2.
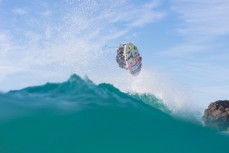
202;100;229;131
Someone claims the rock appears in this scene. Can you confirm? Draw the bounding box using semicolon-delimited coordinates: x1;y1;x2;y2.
202;100;229;131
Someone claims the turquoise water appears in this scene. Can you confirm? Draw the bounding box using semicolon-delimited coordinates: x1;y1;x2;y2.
0;74;228;153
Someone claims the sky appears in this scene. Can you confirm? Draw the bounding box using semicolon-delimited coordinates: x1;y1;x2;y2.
0;0;228;110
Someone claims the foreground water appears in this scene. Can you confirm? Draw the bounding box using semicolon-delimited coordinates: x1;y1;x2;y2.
0;74;228;153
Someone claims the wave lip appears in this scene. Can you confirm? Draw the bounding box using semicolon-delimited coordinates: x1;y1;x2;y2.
5;74;162;111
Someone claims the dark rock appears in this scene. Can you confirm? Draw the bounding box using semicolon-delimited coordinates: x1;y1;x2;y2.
202;100;229;131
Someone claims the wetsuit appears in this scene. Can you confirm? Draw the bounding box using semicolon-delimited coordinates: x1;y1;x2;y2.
116;45;127;69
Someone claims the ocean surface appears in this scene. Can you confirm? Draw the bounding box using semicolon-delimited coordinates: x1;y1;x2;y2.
0;74;228;153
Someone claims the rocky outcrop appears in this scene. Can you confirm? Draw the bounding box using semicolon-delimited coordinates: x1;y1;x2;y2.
202;100;229;131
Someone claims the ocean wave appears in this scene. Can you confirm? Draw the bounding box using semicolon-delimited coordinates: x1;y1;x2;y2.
0;74;228;153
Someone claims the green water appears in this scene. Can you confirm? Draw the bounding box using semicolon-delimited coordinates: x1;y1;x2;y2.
0;74;228;153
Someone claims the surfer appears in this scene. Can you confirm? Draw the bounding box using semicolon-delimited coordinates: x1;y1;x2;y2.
116;44;127;69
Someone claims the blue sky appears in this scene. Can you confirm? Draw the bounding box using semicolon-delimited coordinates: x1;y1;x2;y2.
0;0;228;110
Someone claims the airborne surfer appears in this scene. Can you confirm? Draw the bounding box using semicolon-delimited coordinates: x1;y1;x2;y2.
116;44;127;69
116;42;142;76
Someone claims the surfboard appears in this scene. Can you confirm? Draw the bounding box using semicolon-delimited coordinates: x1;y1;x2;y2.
123;43;142;76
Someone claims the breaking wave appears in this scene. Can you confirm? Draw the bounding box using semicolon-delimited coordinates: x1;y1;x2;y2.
0;74;228;153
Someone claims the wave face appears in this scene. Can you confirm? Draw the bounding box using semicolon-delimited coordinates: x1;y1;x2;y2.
0;74;228;153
